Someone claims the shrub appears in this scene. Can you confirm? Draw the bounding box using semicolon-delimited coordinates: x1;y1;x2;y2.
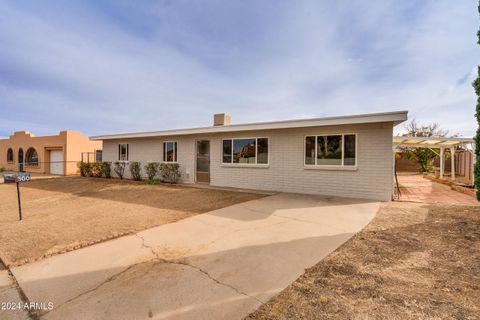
0;167;5;173
113;162;127;179
159;163;181;183
102;162;112;178
91;162;104;178
77;161;92;177
129;161;142;181
144;162;160;181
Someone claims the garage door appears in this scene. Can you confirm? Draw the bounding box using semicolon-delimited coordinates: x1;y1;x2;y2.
50;150;64;175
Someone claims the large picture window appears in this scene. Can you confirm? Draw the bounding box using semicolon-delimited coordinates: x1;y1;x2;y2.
222;138;269;165
163;141;177;162
305;134;356;166
118;144;129;161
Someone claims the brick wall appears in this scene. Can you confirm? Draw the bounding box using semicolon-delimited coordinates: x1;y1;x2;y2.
102;122;394;201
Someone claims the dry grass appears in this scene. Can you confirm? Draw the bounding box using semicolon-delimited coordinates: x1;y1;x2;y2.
247;201;480;320
0;177;264;267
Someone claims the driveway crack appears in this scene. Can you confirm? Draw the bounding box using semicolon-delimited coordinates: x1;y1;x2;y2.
135;234;264;305
271;213;318;225
135;233;161;260
165;259;265;305
43;263;139;316
44;231;266;316
238;204;318;225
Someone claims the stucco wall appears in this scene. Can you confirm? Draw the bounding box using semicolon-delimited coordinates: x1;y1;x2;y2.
0;131;102;175
65;131;103;175
102;122;394;201
0;131;66;174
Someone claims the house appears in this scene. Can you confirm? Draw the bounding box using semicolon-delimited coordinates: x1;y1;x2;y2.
91;111;408;201
0;131;102;175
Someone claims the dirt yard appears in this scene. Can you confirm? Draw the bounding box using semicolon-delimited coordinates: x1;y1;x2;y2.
0;177;264;267
247;202;480;320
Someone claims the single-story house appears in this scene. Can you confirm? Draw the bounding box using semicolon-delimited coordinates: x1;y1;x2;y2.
0;131;102;175
91;111;408;201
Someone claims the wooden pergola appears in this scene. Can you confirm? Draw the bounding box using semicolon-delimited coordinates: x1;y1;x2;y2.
393;136;475;184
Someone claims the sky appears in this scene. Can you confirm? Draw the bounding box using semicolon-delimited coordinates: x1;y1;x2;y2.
0;0;478;138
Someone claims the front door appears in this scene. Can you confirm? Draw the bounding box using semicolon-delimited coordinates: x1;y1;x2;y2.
196;140;210;183
18;148;24;172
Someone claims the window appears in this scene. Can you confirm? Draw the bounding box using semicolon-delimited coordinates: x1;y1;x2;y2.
7;148;13;163
317;135;342;165
25;148;39;166
305;134;356;166
222;138;269;165
163;142;177;162
118;144;128;161
344;135;356;166
257;138;269;164
305;136;315;165
223;140;232;163
95;150;103;162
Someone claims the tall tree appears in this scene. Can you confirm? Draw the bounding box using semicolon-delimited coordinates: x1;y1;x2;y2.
474;2;480;200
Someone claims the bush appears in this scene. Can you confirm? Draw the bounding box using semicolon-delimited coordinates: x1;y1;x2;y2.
77;161;92;177
113;162;127;179
144;162;160;181
91;162;104;178
0;167;5;173
159;163;181;183
102;162;112;178
129;161;142;181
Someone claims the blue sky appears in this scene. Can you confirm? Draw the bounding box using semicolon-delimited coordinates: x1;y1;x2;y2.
0;0;478;137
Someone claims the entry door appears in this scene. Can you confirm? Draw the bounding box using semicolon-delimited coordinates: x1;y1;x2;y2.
50;150;64;175
196;140;210;183
18;148;24;172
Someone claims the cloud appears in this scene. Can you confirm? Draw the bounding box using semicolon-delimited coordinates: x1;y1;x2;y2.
0;0;477;137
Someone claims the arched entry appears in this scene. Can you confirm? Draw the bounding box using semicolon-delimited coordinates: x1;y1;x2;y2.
18;148;24;172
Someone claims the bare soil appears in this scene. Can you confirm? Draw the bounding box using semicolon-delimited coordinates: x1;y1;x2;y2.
0;177;263;267
247;201;480;320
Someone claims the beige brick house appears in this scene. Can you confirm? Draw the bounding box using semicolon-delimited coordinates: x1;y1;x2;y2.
91;111;407;201
0;131;102;175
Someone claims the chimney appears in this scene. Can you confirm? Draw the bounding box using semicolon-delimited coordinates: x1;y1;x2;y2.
213;113;231;126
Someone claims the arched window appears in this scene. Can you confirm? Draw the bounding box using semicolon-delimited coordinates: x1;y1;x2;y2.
25;148;39;167
7;148;13;163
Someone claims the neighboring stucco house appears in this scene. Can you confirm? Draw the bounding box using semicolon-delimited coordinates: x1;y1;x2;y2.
91;111;408;201
0;131;102;175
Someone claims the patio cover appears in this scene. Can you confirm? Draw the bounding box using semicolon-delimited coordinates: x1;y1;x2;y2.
393;136;475;184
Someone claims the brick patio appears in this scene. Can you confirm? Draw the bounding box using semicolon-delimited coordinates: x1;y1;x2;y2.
397;174;478;205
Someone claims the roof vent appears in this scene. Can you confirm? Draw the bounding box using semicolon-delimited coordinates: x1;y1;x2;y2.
213;113;231;126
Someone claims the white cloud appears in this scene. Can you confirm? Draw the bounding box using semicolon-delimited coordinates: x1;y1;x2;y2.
0;0;477;137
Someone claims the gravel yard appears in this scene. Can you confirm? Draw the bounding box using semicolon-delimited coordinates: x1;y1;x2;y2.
0;177;264;267
247;201;480;320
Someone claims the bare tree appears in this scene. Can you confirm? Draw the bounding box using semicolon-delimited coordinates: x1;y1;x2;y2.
400;120;449;173
403;120;449;138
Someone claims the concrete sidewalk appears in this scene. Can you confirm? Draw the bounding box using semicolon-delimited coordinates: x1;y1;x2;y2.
10;193;378;320
0;270;30;320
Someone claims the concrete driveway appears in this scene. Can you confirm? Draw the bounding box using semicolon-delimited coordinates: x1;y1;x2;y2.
10;193;378;320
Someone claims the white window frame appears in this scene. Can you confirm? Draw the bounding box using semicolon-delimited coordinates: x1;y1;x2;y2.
222;137;269;165
304;133;357;167
163;141;177;163
118;143;129;161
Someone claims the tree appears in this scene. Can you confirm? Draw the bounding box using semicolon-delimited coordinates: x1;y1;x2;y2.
474;1;480;200
400;120;448;173
113;161;127;179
